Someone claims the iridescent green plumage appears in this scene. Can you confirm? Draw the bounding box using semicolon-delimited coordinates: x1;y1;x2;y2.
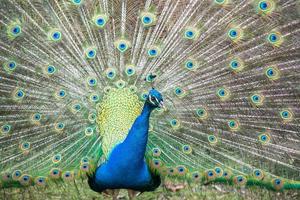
97;88;142;157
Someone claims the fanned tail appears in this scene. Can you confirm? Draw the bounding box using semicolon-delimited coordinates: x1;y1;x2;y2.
0;0;299;198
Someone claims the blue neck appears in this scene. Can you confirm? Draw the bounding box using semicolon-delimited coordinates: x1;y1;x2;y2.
121;102;155;164
141;101;156;118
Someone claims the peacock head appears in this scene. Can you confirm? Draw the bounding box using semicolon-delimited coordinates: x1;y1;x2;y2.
147;88;164;108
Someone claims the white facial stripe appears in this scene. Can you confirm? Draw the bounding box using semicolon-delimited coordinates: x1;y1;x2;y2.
154;97;159;105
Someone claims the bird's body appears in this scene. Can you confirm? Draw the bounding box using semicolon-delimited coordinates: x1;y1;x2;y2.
0;0;300;199
89;99;161;192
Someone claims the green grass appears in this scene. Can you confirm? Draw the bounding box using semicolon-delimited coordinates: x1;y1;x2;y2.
134;185;300;200
1;182;299;200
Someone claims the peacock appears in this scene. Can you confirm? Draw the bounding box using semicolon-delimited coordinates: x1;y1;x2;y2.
0;0;300;199
88;89;163;198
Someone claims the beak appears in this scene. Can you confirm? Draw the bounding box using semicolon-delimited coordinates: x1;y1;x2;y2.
159;101;165;109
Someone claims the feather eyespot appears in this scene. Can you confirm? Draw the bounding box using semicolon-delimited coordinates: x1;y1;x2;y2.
140;12;157;27
214;0;229;5
1;124;11;134
2;173;11;181
216;87;230;101
267;31;283;47
48;29;62;42
167;167;176;176
258;131;271;145
152;159;162;169
81;157;90;164
125;65;135;77
208;135;218;145
105;68;117;80
31;113;42;124
229;58;245;73
63;171;74;181
184;59;198;71
214;167;223;177
186;61;194;69
265;66;280;80
196;107;208;120
170;119;180;130
85;47;97;59
7;22;22;39
3;60;17;73
11;25;21;35
183;27;200;40
88;113;96;123
228;119;240;131
147;46;161;58
256;0;276;16
49;168;61;179
115;80;126;89
227;26;244;43
19;174;31;186
205;169;216;180
114;39;131;53
13;88;25;101
152;148;161;157
129;86;137;93
272;178;284;190
55;122;65;132
229;29;238;38
280;109;293;122
87;77;97;87
140;91;148;101
143;16;151;24
259;1;268;10
192;171;201;181
223;170;232;179
90;94;99;103
71;103;82;113
174;87;186;98
45;65;56;75
52;154;62;164
71;0;83;5
20;142;31;153
250;93;264;106
253;169;264;180
85;127;94;136
93;14;108;28
12;170;22;181
35;176;47;186
182;145;192;154
146;73;157;83
8;61;16;69
55;89;66;99
176;165;187;175
233;175;247;186
80;163;90;172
